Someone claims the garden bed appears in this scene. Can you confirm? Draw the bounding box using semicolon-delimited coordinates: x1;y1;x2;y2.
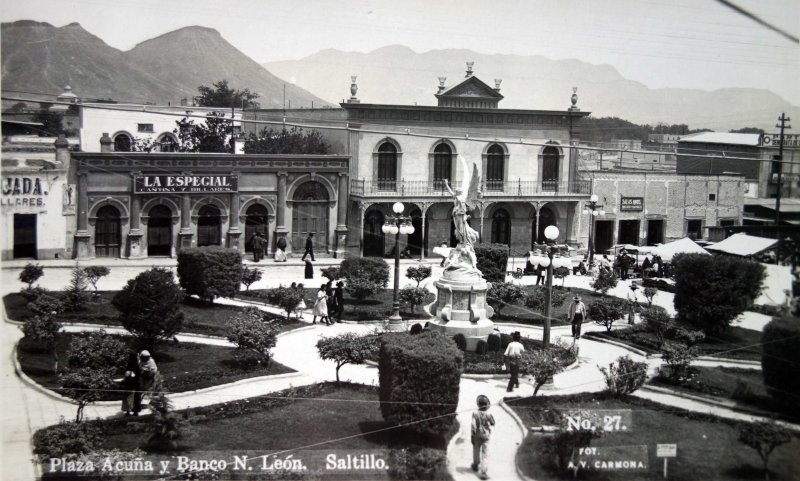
490;287;609;327
509;391;800;481
17;332;295;398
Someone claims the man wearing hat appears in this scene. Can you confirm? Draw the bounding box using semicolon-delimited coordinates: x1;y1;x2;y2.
471;394;495;480
133;350;158;415
503;332;525;392
568;295;588;339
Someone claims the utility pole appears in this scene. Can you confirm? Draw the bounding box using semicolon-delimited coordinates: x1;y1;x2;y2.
775;113;792;225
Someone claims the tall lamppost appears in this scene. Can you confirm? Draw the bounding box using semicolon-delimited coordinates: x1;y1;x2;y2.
529;225;571;348
583;194;605;268
382;202;415;331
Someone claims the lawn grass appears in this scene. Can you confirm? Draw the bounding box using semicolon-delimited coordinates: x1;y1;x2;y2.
238;288;435;322
508;391;800;481
35;383;452;481
17;333;294;398
4;291;305;337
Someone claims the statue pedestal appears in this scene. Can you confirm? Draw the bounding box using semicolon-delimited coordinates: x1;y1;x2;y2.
427;270;495;351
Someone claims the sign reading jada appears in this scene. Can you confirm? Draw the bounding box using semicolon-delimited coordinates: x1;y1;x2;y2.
134;175;238;193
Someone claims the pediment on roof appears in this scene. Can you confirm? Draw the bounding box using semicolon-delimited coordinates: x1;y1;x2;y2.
437;76;503;100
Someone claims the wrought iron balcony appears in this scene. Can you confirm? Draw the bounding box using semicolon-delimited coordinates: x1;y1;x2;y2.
350;179;591;197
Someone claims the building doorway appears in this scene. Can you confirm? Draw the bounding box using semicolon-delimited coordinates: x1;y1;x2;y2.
363;209;385;257
197;205;222;247
147;205;172;256
95;205;121;257
13;214;37;258
618;220;640;246
594;220;614;254
491;208;511;245
292;181;329;251
686;219;703;240
536;206;556;243
245;204;269;254
407;208;423;255
646;220;664;245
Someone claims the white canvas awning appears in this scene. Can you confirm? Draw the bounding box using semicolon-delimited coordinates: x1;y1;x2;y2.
654;237;710;262
705;233;779;257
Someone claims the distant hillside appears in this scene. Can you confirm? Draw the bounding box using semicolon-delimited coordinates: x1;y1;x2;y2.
1;21;331;108
264;46;799;132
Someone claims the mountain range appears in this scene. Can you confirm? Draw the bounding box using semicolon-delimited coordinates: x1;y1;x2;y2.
1;21;329;108
264;45;799;132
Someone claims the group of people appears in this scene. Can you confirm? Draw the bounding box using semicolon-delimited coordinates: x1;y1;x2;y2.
312;280;344;325
121;349;159;416
247;232;315;264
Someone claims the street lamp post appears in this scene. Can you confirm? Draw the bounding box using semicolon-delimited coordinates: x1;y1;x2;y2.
382;202;415;331
530;225;571;348
583;194;605;268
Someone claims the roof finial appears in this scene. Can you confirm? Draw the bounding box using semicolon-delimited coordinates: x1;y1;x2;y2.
494;79;502;92
465;61;474;78
437;77;447;93
348;75;360;103
569;87;579;111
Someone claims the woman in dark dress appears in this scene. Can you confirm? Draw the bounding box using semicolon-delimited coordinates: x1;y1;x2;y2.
121;351;140;416
304;259;314;279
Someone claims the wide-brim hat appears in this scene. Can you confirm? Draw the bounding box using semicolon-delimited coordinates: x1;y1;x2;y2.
573;295;581;301
476;395;490;407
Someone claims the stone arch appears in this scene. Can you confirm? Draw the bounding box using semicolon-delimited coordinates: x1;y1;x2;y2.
155;132;178;152
111;131;134;152
88;197;130;220
190;196;228;219
141;197;180;224
286;174;336;203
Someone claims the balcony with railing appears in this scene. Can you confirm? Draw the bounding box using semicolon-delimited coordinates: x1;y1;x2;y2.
350;179;591;198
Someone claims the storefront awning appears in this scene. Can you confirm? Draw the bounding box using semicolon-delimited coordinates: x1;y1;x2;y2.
705;233;778;257
653;237;710;262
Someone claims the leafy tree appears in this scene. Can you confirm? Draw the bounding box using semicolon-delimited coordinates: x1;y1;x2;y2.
346;277;381;304
340;258;389;304
399;286;430;315
737;421;791;480
65;330;128;371
21;316;63;371
598;355;647;395
59;367;117;422
316;332;379;382
33;106;64;136
553;266;570;287
519;349;566;396
524;286;568;314
176;247;243;303
196;80;259;109
487;282;525;315
406;265;432;287
673;254;765;334
83;266;110;295
588;298;627;332
132;136;157;152
19;263;44;289
761;316;800;406
226;307;277;364
474;243;509;283
659;343;698;383
244;127;330;154
241;266;262;292
641;305;673;349
62;265;90;311
113;268;184;351
591;268;618;295
729;127;765;134
643;286;657;306
173;112;233;153
321;267;340;283
266;285;304;319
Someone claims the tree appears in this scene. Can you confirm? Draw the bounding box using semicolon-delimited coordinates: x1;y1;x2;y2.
588;298;627;332
33;107;64;136
340;258;389;304
399;286;429;314
21;316;63;371
244;127;330;154
266;285;304;319
659;343;698;383
643;286;657;307
673;254;765;334
196;80;259;109
146;392;196;451
519;349;566;396
406;265;432;287
226;307;278;364
83;266;110;295
317;332;379;382
761;316;800;406
553;266;570;287
173;112;233;153
729;127;765;134
591;268;618;295
113;268;184;351
487;282;525;315
59;367;117;422
19;263;44;289
737;421;791;480
641;306;673;349
524;286;568;315
62;265;90;311
65;330;128;371
241;266;262;292
176;247;243;303
598;355;647;395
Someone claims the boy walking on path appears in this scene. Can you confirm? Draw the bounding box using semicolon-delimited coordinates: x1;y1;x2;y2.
471;395;495;480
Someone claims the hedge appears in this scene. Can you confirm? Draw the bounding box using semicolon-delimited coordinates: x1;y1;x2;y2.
379;332;463;438
762;316;800;406
177;247;243;303
474;243;509;283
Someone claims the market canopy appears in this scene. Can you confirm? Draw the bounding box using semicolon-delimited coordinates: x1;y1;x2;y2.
705;233;779;257
653;237;710;262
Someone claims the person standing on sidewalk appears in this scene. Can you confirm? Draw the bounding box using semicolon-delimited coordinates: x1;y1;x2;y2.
301;233;315;261
471;394;495;480
313;283;331;325
503;331;524;392
627;283;639;325
569;295;588;339
333;281;345;321
250;232;264;262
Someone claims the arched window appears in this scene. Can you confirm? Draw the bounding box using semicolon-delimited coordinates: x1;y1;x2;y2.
147;205;172;256
433;143;452;189
377;142;398;191
197;205;221;247
541;145;560;192
113;133;132;152
95;205;121;257
491;208;511;245
486;144;505;191
156;133;178;152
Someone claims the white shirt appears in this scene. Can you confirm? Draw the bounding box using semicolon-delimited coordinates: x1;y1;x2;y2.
504;341;525;358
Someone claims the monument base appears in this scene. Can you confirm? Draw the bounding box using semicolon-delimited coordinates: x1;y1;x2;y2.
426;275;495;351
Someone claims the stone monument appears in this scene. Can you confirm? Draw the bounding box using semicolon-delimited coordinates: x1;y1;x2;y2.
427;156;494;350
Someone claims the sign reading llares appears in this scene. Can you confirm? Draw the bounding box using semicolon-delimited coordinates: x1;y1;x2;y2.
620;197;644;212
134;175;238;193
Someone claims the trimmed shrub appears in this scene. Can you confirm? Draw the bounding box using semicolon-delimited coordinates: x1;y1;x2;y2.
591;268;618;295
642;278;676;293
500;333;512;350
266;285;304;319
177;246;243;303
317;332;379;382
406;265;432;287
524;286;568;313
487;333;501;352
321;266;341;282
340;257;390;287
672;253;765;334
112;267;184;351
399;286;430;314
379;331;463;438
21;316;62;348
659;343;698;383
33;418;101;458
487;282;525;315
27;292;65;319
19;263;44;289
409;323;423;335
588;298;627;332
598;355;648;395
83;266;110;295
452;333;467;351
345;277;381;304
519;348;567;396
672;327;705;347
240;266;262;291
641;305;673;349
20;286;47;302
66;330;128;371
643;286;658;306
762;316;800;406
475;340;488;355
474;243;509;283
63;265;90;311
226;307;278;364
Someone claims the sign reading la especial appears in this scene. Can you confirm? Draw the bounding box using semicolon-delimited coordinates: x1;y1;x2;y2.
620;197;644;212
134;175;238;194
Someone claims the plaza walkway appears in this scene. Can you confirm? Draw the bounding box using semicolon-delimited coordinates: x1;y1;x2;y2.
1;260;791;481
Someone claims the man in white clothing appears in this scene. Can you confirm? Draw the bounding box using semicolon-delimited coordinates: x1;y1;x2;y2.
503;331;525;392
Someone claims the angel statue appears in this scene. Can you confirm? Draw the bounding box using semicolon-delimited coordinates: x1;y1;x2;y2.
441;156;482;279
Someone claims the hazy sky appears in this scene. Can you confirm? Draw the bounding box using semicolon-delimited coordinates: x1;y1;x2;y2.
2;0;798;104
